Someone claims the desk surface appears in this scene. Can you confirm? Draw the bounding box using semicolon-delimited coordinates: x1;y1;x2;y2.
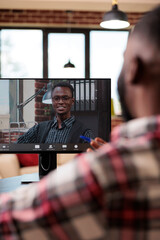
0;173;39;193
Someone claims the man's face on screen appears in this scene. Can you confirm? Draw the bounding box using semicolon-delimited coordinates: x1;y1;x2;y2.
52;87;74;118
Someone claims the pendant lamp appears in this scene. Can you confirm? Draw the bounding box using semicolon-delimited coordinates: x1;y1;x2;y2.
100;0;130;29
64;10;75;68
64;60;75;68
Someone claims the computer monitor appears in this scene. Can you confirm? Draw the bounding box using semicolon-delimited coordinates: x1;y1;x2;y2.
0;78;111;178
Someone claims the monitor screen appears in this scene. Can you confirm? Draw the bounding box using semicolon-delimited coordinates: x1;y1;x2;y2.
0;78;111;154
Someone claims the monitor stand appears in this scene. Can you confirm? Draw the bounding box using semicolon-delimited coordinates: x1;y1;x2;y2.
21;152;57;183
39;152;57;179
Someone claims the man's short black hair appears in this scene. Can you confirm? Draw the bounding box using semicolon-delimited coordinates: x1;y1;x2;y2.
133;5;160;48
52;81;74;97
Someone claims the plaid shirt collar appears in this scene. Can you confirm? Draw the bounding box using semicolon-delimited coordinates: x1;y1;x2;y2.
51;115;75;129
111;115;160;142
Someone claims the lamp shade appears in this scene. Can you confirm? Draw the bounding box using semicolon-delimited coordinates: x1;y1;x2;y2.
64;60;75;68
42;82;52;104
42;90;52;104
100;4;130;29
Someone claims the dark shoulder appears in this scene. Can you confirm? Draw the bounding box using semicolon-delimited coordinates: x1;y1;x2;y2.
74;118;84;126
74;118;89;130
37;120;54;128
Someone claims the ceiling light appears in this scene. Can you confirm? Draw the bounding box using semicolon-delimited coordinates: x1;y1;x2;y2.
64;60;75;68
64;11;75;68
100;0;130;29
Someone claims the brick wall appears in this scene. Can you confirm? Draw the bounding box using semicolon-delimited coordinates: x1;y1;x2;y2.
0;130;26;143
0;9;144;28
35;80;52;123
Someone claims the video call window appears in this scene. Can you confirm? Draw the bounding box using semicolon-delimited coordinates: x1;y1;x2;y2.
0;79;111;152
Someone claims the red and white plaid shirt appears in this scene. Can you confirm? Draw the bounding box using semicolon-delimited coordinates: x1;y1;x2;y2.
1;115;160;240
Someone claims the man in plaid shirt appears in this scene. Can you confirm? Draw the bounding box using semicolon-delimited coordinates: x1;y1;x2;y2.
1;5;160;240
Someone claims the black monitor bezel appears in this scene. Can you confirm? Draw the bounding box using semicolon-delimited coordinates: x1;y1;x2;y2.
0;78;111;154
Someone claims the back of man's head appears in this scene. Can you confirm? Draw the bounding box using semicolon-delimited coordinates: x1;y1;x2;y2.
133;6;160;48
118;5;160;120
131;5;160;87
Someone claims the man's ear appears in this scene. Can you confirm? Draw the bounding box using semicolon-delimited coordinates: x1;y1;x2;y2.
125;57;143;85
72;98;75;105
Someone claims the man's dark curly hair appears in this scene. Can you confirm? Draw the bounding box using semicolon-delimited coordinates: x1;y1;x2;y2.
52;81;74;97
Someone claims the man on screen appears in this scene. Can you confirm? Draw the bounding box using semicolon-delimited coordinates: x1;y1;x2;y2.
17;82;94;143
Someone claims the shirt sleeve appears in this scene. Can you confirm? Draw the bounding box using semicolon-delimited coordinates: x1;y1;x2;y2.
17;124;39;143
83;129;95;140
0;152;107;240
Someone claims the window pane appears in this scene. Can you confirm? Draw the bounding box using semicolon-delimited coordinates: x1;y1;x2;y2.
90;31;128;114
1;30;43;78
48;33;85;78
